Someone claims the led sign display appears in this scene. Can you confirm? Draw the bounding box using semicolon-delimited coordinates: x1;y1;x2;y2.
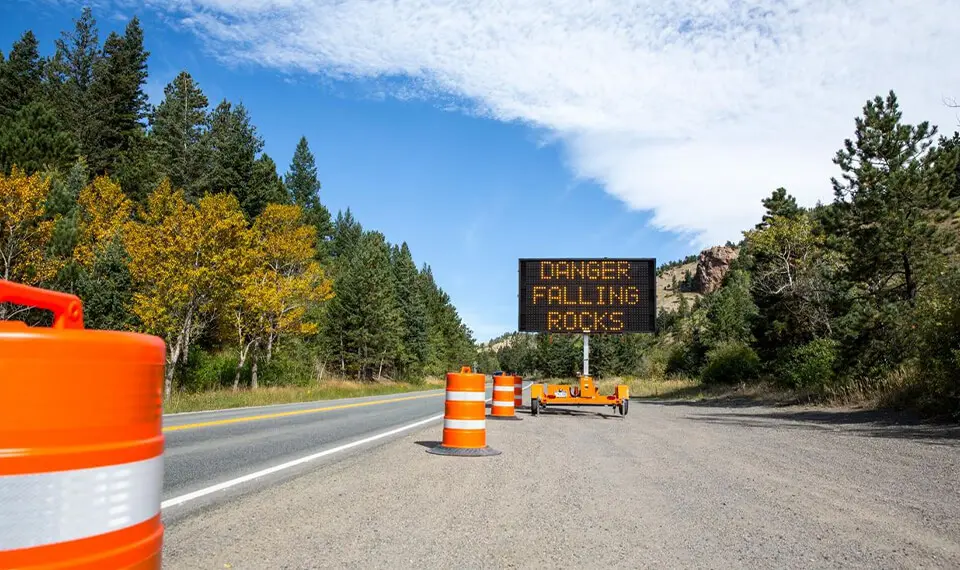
518;258;656;334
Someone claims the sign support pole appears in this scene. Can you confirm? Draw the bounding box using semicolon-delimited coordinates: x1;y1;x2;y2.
583;333;590;377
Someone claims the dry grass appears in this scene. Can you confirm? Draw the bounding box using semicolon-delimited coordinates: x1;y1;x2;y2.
529;370;951;416
537;375;817;405
163;377;446;414
600;376;703;398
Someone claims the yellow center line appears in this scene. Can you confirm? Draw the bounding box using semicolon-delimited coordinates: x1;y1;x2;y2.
163;392;446;432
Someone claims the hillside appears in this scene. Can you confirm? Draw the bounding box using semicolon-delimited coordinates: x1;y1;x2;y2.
656;260;701;312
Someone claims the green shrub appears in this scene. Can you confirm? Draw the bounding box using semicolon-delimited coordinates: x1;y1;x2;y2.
639;345;671;379
910;269;960;416
701;342;760;385
182;349;236;392
776;338;839;391
665;343;697;376
260;338;319;387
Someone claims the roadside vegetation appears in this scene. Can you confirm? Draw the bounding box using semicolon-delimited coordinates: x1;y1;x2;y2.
0;8;477;409
486;91;960;421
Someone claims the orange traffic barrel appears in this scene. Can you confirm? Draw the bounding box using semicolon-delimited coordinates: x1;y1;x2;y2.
514;375;523;409
489;373;521;421
0;279;166;569
427;367;500;456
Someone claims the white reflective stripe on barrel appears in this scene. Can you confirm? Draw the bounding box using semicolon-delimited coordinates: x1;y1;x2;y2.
493;386;513;393
444;419;485;430
446;391;486;402
0;455;163;551
492;400;514;408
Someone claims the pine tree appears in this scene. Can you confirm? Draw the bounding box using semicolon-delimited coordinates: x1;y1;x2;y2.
418;263;447;375
391;242;428;379
284;136;333;253
0;100;77;174
75;234;135;331
935;132;960;200
48;7;101;167
828;90;958;305
148;71;210;200
677;290;690;320
418;263;475;374
755;187;802;229
204;99;266;218
823;91;959;376
329;208;363;262
0;30;44;120
43;159;88;298
46;158;88;219
322;231;402;379
699;268;758;349
535;333;578;377
0;31;76;174
89;17;151;188
246;153;289;215
112;129;156;203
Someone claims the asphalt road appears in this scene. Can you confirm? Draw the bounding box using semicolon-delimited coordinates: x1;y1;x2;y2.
162;394;960;569
160;386;488;522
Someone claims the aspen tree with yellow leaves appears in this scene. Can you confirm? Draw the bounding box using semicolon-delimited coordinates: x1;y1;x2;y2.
124;180;254;397
74;175;132;267
230;204;334;390
0;167;61;319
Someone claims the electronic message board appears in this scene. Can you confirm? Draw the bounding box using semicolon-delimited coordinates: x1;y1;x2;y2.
518;258;656;334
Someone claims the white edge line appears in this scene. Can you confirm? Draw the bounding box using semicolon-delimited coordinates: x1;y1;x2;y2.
160;385;520;510
161;414;444;509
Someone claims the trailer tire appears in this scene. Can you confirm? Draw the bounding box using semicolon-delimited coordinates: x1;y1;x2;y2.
531;398;540;416
619;399;629;416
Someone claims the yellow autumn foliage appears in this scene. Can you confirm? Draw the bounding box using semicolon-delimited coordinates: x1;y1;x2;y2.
124;180;254;395
0;166;59;285
233;204;334;362
75;175;132;267
252;203;334;332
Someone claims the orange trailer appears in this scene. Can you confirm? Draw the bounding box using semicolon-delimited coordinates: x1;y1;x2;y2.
529;375;629;416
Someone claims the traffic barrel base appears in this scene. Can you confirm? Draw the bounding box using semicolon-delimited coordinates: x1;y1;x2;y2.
426;367;500;457
426;444;501;457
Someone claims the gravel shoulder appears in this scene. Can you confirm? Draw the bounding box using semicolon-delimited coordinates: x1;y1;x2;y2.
162;398;960;570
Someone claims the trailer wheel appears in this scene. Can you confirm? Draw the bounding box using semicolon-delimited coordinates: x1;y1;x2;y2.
619;399;629;416
531;398;540;416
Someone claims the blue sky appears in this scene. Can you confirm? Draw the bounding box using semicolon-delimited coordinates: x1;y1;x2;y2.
4;1;958;342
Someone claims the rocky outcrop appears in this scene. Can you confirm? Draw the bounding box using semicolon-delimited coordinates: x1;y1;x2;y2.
694;246;739;294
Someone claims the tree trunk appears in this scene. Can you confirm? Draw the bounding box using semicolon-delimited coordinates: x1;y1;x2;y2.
265;333;275;363
251;358;259;389
902;252;916;304
164;306;194;399
164;355;177;400
315;360;325;384
165;330;185;399
183;318;192;363
233;349;247;392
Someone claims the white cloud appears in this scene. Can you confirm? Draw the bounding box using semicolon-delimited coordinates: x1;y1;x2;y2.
147;0;959;246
